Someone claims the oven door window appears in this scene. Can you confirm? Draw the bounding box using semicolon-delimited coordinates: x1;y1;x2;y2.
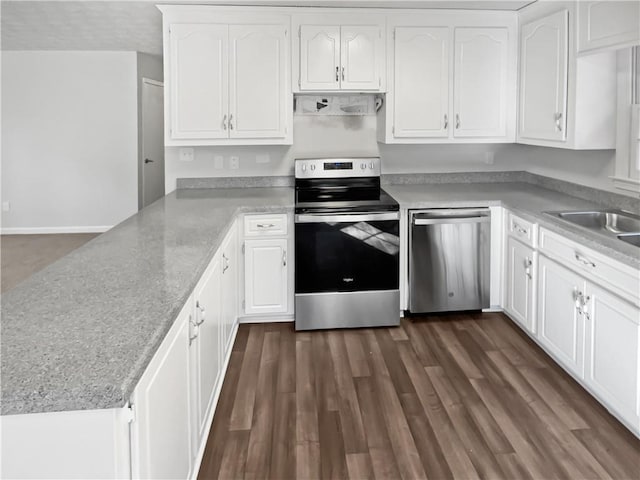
295;219;399;294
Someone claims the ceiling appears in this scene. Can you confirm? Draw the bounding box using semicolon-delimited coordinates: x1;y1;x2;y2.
1;0;536;56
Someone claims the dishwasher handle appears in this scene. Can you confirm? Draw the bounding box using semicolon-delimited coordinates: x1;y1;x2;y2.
413;216;490;226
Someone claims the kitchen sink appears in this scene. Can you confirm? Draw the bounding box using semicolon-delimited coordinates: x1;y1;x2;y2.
546;210;640;247
618;233;640;247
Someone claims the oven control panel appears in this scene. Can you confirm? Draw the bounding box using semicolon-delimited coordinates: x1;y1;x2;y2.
295;157;380;179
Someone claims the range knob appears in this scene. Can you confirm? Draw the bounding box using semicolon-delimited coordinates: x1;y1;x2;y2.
302;164;307;172
370;162;375;169
310;164;316;171
361;163;366;170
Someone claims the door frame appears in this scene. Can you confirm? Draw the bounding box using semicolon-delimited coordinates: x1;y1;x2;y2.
140;78;165;210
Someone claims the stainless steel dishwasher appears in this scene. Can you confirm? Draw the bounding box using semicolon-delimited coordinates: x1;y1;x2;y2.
409;208;491;313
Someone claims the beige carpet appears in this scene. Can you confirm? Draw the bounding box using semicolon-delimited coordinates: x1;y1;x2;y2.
1;233;99;293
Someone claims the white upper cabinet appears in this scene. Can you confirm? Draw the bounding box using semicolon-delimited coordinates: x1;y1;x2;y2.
229;24;288;139
454;27;509;138
169;24;228;140
300;25;341;90
379;11;517;144
340;25;383;90
160;7;292;146
293;14;385;92
393;27;449;138
517;1;617;149
519;10;568;143
578;1;640;54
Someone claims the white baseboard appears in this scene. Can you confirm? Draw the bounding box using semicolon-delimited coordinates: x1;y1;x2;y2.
239;315;294;324
0;226;112;235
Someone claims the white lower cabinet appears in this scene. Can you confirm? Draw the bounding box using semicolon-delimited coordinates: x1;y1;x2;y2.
505;236;536;334
537;255;586;377
584;283;640;430
131;301;193;480
244;238;288;315
221;224;239;352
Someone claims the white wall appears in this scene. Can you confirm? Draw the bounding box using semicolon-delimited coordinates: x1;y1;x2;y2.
165;112;622;195
1;51;139;233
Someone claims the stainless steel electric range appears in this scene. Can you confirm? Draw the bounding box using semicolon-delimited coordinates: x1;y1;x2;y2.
294;157;400;331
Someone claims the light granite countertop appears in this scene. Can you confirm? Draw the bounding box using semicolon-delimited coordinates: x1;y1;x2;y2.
1;188;294;416
2;181;638;416
385;182;640;268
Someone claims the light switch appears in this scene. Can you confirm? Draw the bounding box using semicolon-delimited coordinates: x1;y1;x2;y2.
2;201;10;212
230;156;240;170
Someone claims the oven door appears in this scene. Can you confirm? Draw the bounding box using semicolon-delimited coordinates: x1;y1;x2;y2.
295;212;400;294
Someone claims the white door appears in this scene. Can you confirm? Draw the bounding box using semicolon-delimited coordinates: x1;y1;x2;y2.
584;283;640;428
221;225;238;352
453;27;508;138
506;237;535;333
132;304;192;480
299;25;341;91
229;24;287;139
518;10;568;142
169;24;228;139
537;255;586;377
340;25;381;91
393;27;449;138
141;79;165;208
244;238;288;315
194;254;222;441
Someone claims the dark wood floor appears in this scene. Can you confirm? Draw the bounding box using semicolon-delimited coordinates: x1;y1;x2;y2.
198;313;640;480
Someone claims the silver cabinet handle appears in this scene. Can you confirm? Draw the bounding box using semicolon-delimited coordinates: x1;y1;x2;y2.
444;114;448;129
229;114;234;130
283;250;287;267
222;114;227;130
554;112;563;132
582;294;591;320
222;253;229;273
513;222;528;235
455;114;460;129
189;315;199;345
257;223;275;229
195;301;205;326
575;253;596;268
342;66;345;81
524;257;532;279
335;66;339;82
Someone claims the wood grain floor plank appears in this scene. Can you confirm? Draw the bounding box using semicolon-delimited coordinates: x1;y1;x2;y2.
228;324;265;431
199;315;640;480
345;453;375;480
244;331;280;480
216;430;249;480
327;330;368;454
343;330;371;377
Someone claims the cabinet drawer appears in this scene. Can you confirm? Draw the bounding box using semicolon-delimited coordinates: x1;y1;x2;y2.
507;212;537;247
244;214;288;236
539;227;640;303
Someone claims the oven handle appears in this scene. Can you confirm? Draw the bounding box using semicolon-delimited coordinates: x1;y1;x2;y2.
295;212;399;223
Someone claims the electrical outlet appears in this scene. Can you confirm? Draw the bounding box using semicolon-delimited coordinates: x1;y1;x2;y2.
2;201;10;212
229;156;240;170
214;156;224;169
179;148;194;162
484;152;495;165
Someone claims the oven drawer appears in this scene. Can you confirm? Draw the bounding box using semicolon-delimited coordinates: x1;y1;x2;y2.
244;214;288;237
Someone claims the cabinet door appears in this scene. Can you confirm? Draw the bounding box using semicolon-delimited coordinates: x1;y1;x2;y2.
537;255;585;376
244;238;288;315
169;24;228;139
340;25;382;91
393;27;449;138
454;27;508;138
518;10;568;142
584;283;640;429
300;25;341;91
193;254;222;441
578;1;640;53
132;303;192;480
229;24;288;139
506;237;535;333
221;225;238;352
